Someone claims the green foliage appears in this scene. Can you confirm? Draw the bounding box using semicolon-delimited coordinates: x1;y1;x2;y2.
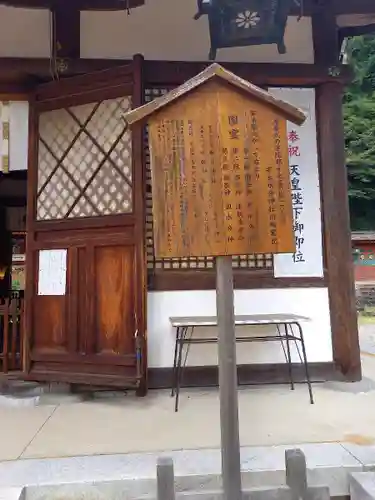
344;35;375;229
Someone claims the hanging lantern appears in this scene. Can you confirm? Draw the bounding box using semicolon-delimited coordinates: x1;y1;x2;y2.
194;0;296;60
0;265;7;280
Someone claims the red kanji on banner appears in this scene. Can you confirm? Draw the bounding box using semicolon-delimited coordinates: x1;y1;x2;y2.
288;130;300;143
289;146;301;157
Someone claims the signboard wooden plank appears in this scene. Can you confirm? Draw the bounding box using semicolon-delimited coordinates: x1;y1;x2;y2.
148;80;295;258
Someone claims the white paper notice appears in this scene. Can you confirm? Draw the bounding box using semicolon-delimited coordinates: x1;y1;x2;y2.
38;249;67;296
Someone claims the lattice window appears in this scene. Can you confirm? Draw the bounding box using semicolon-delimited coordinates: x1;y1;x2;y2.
37;96;132;221
144;88;273;272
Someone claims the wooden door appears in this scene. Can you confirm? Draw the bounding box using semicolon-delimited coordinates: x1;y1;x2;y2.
25;56;147;392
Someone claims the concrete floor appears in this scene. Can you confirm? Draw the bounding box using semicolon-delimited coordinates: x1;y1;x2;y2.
0;322;375;462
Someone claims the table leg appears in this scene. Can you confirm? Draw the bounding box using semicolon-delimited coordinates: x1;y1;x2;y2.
295;322;314;405
174;326;187;412
277;324;289;363
182;326;194;372
285;323;295;391
171;326;181;398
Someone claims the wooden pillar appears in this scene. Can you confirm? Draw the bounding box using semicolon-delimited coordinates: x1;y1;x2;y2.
316;81;361;380
51;3;81;60
312;0;339;66
24;95;38;375
132;54;148;397
313;0;360;380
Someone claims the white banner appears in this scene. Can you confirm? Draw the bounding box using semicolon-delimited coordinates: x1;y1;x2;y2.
9;101;29;171
0;101;9;173
0;100;29;172
269;88;324;278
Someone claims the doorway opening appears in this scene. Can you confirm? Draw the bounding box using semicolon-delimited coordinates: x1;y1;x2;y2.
0;170;27;374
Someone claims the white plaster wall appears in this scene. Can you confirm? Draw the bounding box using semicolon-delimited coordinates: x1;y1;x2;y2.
0;3;313;63
147;288;332;368
146;87;329;369
9;102;29;171
0;6;50;57
81;1;314;62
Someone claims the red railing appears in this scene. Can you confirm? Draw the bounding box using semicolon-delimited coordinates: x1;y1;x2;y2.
0;297;24;373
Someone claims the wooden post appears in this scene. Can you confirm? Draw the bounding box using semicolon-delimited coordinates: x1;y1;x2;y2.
216;255;242;500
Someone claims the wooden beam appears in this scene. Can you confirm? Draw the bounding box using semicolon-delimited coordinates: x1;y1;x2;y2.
0;58;353;86
291;0;375;16
0;197;27;207
312;0;340;65
0;58;123;80
339;24;375;38
0;0;144;9
143;61;352;87
0;0;373;15
0;84;31;98
332;0;375;16
316;82;361;381
51;3;80;60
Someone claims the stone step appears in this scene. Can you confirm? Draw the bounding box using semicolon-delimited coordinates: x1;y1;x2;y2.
0;394;40;408
0;380;44;397
0;381;85;407
135;487;330;500
22;482;332;500
0;380;132;407
0;488;24;500
0;443;365;499
350;472;375;500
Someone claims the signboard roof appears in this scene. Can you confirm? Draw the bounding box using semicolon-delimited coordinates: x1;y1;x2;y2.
123;63;306;127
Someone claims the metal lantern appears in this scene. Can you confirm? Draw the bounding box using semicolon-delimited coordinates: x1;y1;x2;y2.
0;265;7;280
194;0;296;60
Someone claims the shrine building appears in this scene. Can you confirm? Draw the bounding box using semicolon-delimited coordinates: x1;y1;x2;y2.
0;0;371;392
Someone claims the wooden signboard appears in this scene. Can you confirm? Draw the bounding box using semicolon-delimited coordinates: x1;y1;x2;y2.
125;64;306;259
124;64;307;500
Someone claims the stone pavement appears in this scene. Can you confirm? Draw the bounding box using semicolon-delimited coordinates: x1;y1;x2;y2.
0;322;374;463
0;322;374;497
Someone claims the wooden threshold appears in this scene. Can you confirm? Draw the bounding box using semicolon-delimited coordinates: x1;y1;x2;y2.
24;370;141;387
